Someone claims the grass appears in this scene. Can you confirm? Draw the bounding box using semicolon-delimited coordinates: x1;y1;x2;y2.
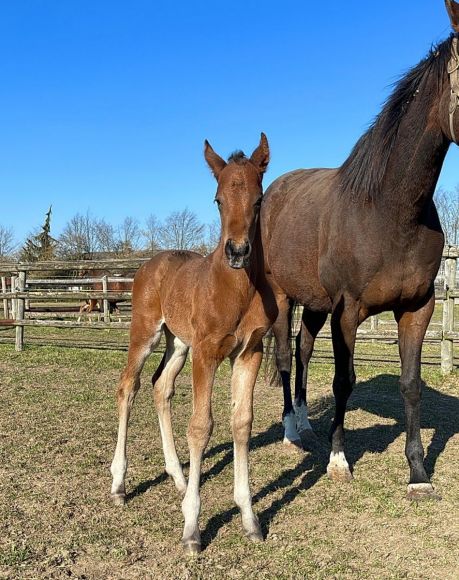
0;343;458;579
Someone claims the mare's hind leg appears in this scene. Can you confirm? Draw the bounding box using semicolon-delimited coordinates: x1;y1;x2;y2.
327;296;358;483
153;327;189;494
294;309;328;433
110;318;163;504
272;296;300;448
394;292;439;500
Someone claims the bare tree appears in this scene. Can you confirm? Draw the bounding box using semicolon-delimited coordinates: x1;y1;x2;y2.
0;225;16;259
435;187;459;245
157;208;205;250
58;211;99;259
117;216;141;255
95;219;117;253
142;214;161;253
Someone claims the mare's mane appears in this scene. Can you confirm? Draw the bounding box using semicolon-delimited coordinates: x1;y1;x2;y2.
339;35;453;201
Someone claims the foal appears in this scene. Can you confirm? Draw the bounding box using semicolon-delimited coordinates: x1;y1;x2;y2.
110;134;275;554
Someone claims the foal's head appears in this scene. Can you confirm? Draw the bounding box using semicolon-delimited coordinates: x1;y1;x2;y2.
204;133;270;269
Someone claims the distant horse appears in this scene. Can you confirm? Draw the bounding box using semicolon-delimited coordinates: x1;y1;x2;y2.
261;2;459;500
78;271;133;319
110;135;276;554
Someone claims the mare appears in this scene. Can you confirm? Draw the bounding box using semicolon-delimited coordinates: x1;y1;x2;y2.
261;1;459;500
110;134;276;553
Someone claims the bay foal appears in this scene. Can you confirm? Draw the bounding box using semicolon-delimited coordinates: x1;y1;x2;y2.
110;134;276;554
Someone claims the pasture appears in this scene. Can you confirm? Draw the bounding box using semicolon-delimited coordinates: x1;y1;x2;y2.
1;342;458;579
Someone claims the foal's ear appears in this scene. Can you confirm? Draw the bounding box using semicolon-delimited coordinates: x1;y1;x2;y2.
204;140;227;179
446;0;459;32
250;132;270;175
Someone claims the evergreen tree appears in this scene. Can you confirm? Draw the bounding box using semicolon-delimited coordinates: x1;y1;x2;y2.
20;206;56;262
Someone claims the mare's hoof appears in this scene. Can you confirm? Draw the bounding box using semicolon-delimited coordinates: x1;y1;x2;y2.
182;541;201;556
282;438;304;452
327;465;353;483
407;483;441;501
111;493;126;506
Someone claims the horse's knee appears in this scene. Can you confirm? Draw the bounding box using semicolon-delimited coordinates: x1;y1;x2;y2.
400;377;421;405
188;415;213;450
232;410;253;444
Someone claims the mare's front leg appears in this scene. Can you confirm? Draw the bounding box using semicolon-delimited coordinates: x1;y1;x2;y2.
327;296;358;482
294;309;328;433
181;347;216;555
231;345;263;542
272;296;301;448
394;292;439;500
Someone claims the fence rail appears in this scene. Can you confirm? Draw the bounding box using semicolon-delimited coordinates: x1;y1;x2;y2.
1;251;459;373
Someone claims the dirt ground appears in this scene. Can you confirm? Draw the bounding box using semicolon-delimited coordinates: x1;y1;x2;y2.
0;344;458;579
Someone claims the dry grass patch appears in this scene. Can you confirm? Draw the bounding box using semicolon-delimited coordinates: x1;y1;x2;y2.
0;344;458;579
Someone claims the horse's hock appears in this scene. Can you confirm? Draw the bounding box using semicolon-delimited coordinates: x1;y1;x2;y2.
0;252;458;373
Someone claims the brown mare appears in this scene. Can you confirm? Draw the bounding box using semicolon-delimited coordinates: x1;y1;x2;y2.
110;135;276;554
261;2;459;500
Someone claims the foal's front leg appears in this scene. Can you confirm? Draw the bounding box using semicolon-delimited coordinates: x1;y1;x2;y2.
231;346;263;541
181;348;216;554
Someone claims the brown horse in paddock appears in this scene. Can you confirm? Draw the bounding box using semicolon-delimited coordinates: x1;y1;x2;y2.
79;271;133;319
261;2;459;500
110;134;276;554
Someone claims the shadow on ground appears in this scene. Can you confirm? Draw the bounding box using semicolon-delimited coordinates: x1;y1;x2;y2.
129;373;459;549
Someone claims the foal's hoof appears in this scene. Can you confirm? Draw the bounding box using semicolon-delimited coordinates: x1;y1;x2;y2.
111;493;126;506
327;465;353;483
246;529;263;543
182;540;201;556
282;437;304;453
407;483;441;502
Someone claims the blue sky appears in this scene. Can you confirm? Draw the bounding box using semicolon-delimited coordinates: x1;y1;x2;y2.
1;1;459;243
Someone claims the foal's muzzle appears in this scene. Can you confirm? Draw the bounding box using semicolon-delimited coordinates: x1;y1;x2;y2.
225;239;252;269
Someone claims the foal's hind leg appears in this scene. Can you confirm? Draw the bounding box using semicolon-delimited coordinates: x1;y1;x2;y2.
153;328;189;494
294;309;328;433
395;293;440;500
272;296;301;448
110;320;163;504
327;296;358;483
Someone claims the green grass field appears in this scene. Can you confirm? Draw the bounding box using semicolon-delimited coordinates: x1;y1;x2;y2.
0;343;458;579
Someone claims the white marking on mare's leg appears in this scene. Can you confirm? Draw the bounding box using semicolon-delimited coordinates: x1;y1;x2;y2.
283;411;302;448
327;451;353;482
293;399;313;432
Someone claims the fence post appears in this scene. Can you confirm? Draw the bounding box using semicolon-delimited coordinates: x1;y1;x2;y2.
15;270;26;352
102;275;110;323
1;276;8;318
11;275;17;319
441;253;456;374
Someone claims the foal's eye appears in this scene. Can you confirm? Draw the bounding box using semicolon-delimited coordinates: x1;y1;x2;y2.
215;199;222;209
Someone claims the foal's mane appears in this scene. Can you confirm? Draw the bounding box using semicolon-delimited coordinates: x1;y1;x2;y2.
339;35;453;201
228;150;248;164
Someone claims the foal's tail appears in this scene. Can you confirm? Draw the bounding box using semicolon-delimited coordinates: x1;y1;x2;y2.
263;301;300;387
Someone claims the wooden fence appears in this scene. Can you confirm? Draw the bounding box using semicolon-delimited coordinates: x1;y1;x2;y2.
1;250;459;373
